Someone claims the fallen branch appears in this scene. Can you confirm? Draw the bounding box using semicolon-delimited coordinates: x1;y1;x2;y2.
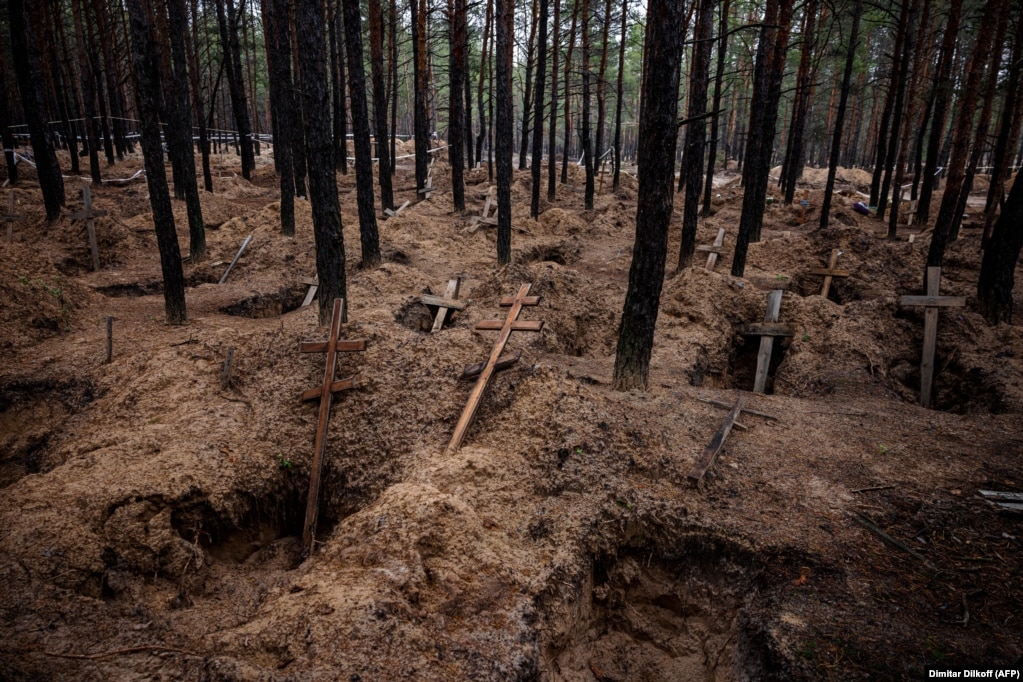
852;485;896;494
853;513;937;570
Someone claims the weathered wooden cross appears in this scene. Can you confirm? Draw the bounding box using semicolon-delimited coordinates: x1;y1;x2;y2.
686;397;781;484
70;184;107;270
420;276;464;332
3;191;25;243
696;228;726;270
899;266;965;409
298;298;366;556
470;186;498;228
301;275;319;307
384;200;410;218
808;249;849;298
447;284;543;453
739;289;793;394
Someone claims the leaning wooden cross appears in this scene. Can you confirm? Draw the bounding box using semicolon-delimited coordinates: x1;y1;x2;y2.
687;396;747;484
696;228;726;270
470;186;498;229
808;249;849;298
70;184;107;270
420;277;464;332
447;284;543;453
3;191;25;243
739;289;792;394
899;266;965;409
298;298;366;556
384;200;410;218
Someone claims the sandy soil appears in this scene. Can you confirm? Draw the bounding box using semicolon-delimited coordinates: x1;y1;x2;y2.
1;150;1021;681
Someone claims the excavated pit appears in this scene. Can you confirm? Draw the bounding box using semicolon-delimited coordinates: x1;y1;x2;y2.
726;333;790;394
542;532;770;681
219;284;307;318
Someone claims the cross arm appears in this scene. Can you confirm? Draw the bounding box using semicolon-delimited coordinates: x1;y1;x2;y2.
475;320;544;332
299;339;367;353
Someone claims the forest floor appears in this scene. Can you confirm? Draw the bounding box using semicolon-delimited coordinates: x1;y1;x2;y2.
0;147;1021;681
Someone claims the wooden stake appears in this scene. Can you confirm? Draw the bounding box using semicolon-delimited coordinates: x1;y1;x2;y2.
899;266;965;408
301;274;319;307
105;316;113;364
687;396;746;484
220;347;235;389
298;299;366;556
219;234;253;284
744;290;788;394
425;277;463;332
3;191;25;243
698;228;726;270
447;284;543;453
809;249;850;299
70;185;107;271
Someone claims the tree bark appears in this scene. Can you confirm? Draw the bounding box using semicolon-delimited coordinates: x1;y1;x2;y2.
496;0;514;263
982;11;1023;242
612;0;628;192
342;0;383;268
449;0;468;212
519;0;539;170
562;0;579;184
214;0;255;180
612;0;684;391
125;0;186;324
548;0;561;201
296;0;348;323
977;160;1023;324
411;0;430;191
780;0;818;204
264;0;296;236
369;0;394;208
329;1;349;175
9;0;65;220
702;0;731;215
530;0;549;218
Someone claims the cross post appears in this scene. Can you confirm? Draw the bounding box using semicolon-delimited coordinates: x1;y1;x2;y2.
899;266;965;408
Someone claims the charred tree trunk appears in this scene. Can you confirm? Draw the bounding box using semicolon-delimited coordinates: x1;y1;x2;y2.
449;0;468;212
612;0;627;192
731;0;794;276
977;159;1023;324
519;0;539;170
265;0;296;235
125;0;186;324
476;0;493;168
329;1;349;174
820;0;862;229
297;0;349;323
702;0;731;215
983;11;1023;242
879;0;919;226
496;0;514;262
916;0;962;224
0;45;17;185
411;0;430;191
547;0;561;200
562;0;579;184
612;0;684;391
594;0;613;174
70;0;102;185
780;0;818;204
581;0;595;209
342;0;382;267
9;0;64;220
369;0;394;208
530;0;549;218
214;0;255;180
927;0;1002;273
678;0;714;270
189;0;214;192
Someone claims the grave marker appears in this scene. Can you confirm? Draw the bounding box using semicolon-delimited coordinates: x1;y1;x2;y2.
807;249;849;298
219;234;253;284
447;284;543;453
70;185;107;270
301;275;318;308
739;289;792;394
298;299;367;556
687;396;746;484
696;228;726;270
420;277;463;332
899;266;965;408
3;191;26;243
384;200;410;217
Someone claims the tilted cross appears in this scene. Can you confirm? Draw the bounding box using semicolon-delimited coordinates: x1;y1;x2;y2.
899;266;965;408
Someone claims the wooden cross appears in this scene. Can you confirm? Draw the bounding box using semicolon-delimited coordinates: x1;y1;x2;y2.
696;228;726;270
219;234;253;284
301;275;319;307
739;289;792;394
298;298;367;556
808;249;849;298
70;184;107;271
899;266;965;409
420;277;464;332
687;396;746;484
384;200;410;217
3;191;25;243
447;284;543;453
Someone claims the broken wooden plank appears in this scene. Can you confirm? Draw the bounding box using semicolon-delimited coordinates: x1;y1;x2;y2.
687;396;747;484
978;490;1023;502
420;293;466;311
738;322;794;337
461;352;521;379
853;513;937;570
219;234;253;284
753;290;784;394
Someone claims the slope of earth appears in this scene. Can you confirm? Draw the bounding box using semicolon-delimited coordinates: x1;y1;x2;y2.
0;152;1021;681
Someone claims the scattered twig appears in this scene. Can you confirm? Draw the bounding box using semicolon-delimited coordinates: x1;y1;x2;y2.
170;336;196;347
852;485;896;494
695;396;779;420
853;513;937;571
42;645;198;660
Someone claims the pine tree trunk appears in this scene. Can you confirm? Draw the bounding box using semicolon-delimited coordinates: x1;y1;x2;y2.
328;1;349;174
9;0;64;220
476;0;492;168
562;0;579;184
496;0;514;263
0;43;17;184
342;0;382;268
265;0;297;236
518;0;539;170
369;0;394;208
927;0;1002;272
530;0;548;218
819;0;862;230
581;0;595;209
214;0;255;180
189;0;214;192
612;0;684;391
297;0;349;323
731;0;793;275
449;0;468;212
677;0;714;270
125;0;186;325
880;0;920;228
611;0;627;192
70;0;102;185
977;161;1023;324
701;0;730;215
982;11;1023;242
780;0;818;204
411;0;430;191
594;0;613;173
389;0;399;174
547;0;561;200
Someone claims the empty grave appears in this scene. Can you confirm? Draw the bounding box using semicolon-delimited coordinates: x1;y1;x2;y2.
543;532;771;681
516;242;579;266
727;333;790;394
94;271;222;297
219;284;308;318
